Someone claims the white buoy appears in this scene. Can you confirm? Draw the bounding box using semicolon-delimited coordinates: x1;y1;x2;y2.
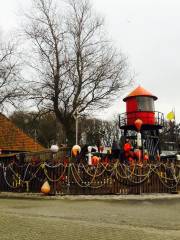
50;145;59;153
137;132;142;148
88;146;92;165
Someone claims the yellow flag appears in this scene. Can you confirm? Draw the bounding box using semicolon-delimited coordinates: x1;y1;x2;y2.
166;111;175;121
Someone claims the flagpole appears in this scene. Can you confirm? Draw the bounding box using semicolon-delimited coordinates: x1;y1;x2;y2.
173;107;176;121
173;107;178;150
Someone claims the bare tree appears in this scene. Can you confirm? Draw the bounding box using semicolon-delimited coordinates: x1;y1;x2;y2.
0;37;22;111
23;0;130;144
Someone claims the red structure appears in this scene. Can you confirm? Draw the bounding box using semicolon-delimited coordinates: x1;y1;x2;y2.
120;86;164;131
124;86;156;126
119;86;164;159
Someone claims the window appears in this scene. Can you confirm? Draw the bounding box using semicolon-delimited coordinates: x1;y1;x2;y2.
136;96;155;111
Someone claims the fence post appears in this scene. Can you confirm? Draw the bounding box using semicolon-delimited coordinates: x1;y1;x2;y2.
67;163;71;194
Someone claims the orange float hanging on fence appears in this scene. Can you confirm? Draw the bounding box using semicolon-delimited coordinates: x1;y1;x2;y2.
92;156;100;166
41;181;50;194
71;145;81;157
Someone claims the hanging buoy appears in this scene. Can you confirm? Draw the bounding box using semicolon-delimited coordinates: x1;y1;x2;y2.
50;144;59;153
134;119;143;131
72;145;81;157
123;142;132;152
41;181;50;194
92;156;100;166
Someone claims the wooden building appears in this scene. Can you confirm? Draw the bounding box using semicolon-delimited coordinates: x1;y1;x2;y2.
0;113;45;153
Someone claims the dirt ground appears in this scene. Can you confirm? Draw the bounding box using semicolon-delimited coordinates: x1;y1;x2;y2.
0;196;180;240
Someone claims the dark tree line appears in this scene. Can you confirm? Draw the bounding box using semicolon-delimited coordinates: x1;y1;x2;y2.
10;110;120;148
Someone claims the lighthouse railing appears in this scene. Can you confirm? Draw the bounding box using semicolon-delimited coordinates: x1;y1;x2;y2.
119;111;164;129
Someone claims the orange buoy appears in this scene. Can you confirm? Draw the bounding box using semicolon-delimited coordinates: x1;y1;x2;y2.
134;119;143;131
41;181;50;194
72;145;81;157
92;156;100;166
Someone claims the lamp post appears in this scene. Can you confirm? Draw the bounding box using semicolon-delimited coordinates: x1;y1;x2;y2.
73;108;80;145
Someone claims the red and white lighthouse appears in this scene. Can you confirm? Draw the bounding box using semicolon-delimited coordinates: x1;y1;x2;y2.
119;86;164;159
120;85;163;130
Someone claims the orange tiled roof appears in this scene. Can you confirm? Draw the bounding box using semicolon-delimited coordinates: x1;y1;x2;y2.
0;113;45;152
123;86;157;101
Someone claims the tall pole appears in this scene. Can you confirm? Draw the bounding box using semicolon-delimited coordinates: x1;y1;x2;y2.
76;116;78;145
73;108;80;145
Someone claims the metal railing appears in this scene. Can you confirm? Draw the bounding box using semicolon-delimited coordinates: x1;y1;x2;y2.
119;111;164;129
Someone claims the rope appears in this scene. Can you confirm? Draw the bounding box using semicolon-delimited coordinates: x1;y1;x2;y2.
79;163;109;177
43;165;67;182
7;163;42;183
70;165;107;189
70;163;106;188
44;162;66;168
2;165;21;189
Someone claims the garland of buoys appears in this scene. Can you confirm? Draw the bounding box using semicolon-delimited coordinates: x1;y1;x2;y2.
0;160;179;190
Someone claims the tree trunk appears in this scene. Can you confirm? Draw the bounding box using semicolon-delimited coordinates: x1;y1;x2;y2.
62;117;76;146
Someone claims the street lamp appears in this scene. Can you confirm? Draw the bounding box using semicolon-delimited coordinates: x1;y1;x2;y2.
73;108;80;145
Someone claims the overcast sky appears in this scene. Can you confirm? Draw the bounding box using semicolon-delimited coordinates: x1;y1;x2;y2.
0;0;180;121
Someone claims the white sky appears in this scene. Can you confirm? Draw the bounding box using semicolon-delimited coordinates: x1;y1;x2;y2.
0;0;180;121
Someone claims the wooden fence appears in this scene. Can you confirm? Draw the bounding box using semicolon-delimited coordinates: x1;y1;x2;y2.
0;155;179;195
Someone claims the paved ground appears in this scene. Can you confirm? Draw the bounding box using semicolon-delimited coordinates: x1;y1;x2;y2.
0;194;180;240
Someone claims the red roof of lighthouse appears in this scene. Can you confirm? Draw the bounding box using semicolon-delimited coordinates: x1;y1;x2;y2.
123;86;157;101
